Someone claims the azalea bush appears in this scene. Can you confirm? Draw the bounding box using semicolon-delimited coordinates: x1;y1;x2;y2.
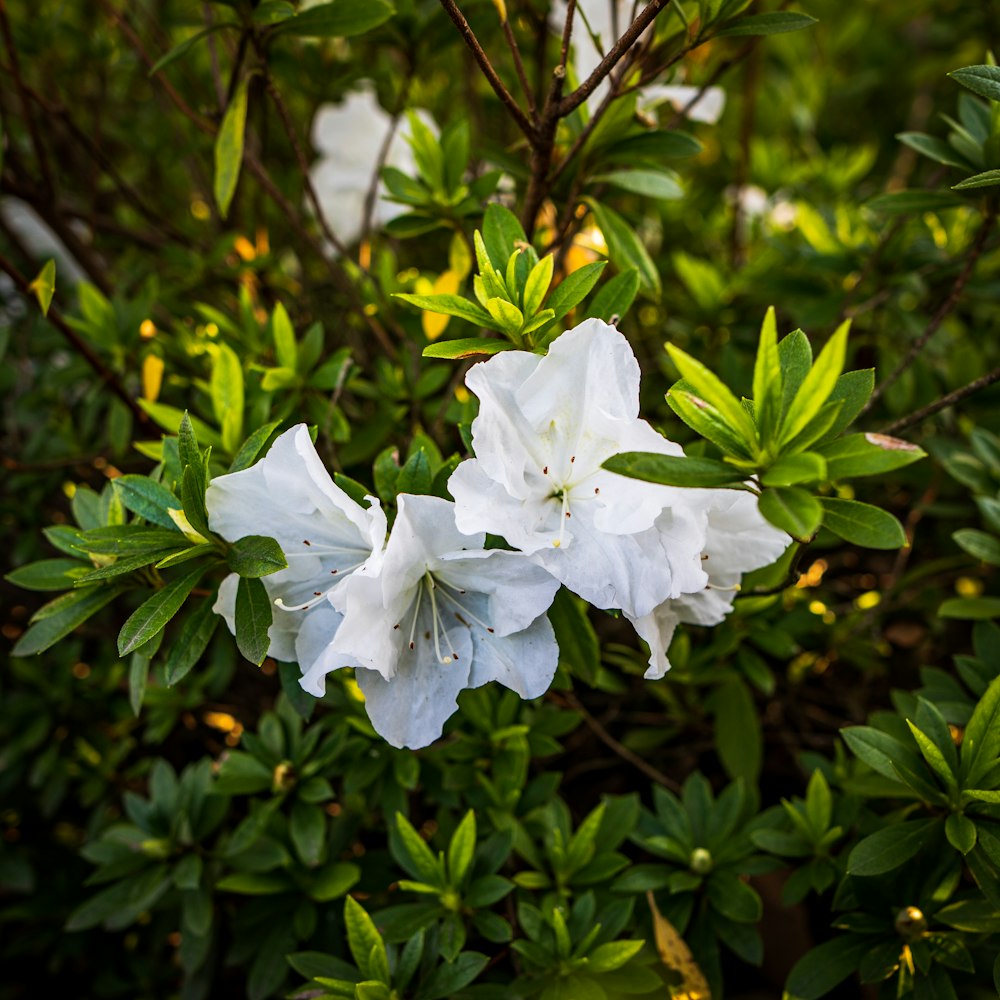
3;1;1000;998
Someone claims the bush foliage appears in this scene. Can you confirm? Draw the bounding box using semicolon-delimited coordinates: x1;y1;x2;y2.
2;1;1000;998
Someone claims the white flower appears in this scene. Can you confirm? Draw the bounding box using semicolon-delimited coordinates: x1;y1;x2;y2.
324;494;560;749
205;425;386;683
552;1;725;121
449;319;709;619
309;84;436;250
628;490;789;679
638;84;726;125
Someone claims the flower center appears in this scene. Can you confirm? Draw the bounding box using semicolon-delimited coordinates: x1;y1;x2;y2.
397;573;496;664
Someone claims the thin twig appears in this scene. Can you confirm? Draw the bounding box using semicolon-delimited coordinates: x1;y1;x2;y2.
865;208;996;412
879;365;1000;435
0;250;150;426
262;73;350;258
559;691;681;792
558;0;672;117
436;0;535;140
501;14;537;117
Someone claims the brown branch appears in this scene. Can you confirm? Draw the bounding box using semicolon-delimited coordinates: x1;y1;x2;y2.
865;208;995;412
879;365;1000;435
436;0;535;140
0;250;150;426
0;0;56;196
262;73;350;258
559;691;681;792
501;15;537;117
558;0;672;117
101;0;400;359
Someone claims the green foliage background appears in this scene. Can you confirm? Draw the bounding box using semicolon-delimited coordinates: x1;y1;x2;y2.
2;1;1000;998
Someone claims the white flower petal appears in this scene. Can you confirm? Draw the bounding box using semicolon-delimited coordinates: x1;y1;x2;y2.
626;604;682;680
355;625;474;749
638;84;727;124
296;603;357;697
465;612;558;699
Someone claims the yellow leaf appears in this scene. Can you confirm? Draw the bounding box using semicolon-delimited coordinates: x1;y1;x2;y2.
28;259;56;316
646;891;711;1000
422;270;461;341
142;355;165;402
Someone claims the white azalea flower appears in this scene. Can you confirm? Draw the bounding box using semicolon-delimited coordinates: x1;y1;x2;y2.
205;425;386;681
638;84;726;125
552;1;725;121
628;490;790;679
449;319;708;619
324;494;560;750
309;84;436;250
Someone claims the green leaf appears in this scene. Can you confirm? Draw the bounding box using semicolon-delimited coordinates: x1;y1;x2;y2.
395;293;492;328
523;254;554;318
271;302;297;369
665;344;757;444
896;132;973;169
481;204;527;272
604;452;747;488
422;337;514;359
214;77;249;219
216;872;290;895
781;320;850;445
866;190;966;214
586;198;660;294
149;22;237;75
716;11;818;36
667;388;753;458
817;433;925;479
936;897;1000;933
164;598;219;685
939;597;1000;619
549;588;600;685
847;819;938;876
13;586;121;657
418;952;489;1000
906;721;956;788
948;64;1000;103
752;306;782;443
228;535;287;578
944;813;976;855
758;487;821;541
235;576;271;665
819;498;906;549
760;453;827;487
291;800;325;867
394;812;443;886
113;475;182;530
129;650;150;716
713;677;762;784
28;259;56;316
117;565;207;656
211;343;244;453
253;0;296;24
602;129;703;163
584;269;639;323
309;862;361;902
823;369;875;438
275;0;394;37
484;297;524;335
954;528;1000;566
229;421;282;473
397;449;432;495
587;940;645;973
593;168;683;200
344;895;387;979
447;811;476;886
953;169;1000;190
962;675;1000;786
544;261;607;322
6;558;88;591
786;935;871;1000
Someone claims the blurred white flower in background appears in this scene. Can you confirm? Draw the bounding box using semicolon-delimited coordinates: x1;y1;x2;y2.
308;84;436;250
552;0;726;122
0;197;86;284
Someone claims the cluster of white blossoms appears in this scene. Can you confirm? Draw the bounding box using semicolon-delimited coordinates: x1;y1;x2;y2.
205;320;788;749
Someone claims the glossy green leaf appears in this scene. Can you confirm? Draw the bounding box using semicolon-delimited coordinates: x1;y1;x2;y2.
235;576;272;665
820;498;906;549
214;77;248;219
758;487;821;541
117;565;207;656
